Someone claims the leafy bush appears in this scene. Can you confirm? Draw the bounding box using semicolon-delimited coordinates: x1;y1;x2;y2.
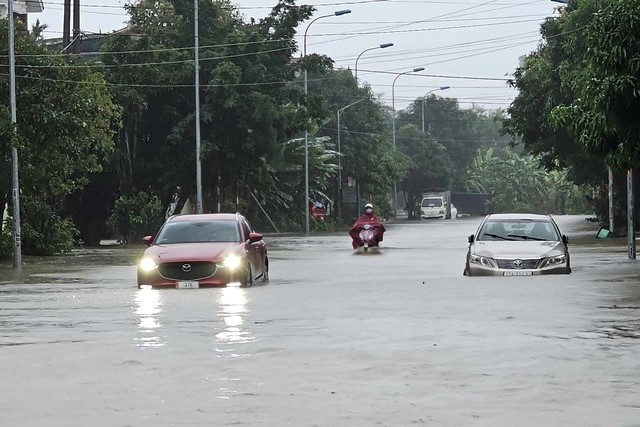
107;191;164;243
1;201;79;256
20;216;79;256
0;225;12;260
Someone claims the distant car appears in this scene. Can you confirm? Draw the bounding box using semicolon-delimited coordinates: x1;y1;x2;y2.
420;196;446;219
464;213;571;276
137;213;268;288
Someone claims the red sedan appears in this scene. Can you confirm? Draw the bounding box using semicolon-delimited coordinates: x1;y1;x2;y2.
137;213;269;288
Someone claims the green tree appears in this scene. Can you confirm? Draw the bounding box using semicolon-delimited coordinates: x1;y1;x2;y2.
504;0;639;226
465;147;588;214
400;97;511;190
100;0;314;218
107;191;164;242
396;124;452;219
551;0;640;169
503;0;605;186
0;21;120;257
314;69;404;220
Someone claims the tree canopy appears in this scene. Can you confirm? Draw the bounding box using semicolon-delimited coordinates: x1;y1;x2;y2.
0;20;120;255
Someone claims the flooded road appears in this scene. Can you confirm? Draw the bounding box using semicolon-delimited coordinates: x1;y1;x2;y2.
1;215;639;426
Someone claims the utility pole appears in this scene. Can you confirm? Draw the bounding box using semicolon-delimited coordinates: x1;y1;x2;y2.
627;168;635;259
8;0;22;269
608;166;614;233
72;0;80;54
63;0;71;52
194;0;203;213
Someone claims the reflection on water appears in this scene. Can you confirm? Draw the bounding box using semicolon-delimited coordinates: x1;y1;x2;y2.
133;287;166;348
215;286;255;346
214;286;253;400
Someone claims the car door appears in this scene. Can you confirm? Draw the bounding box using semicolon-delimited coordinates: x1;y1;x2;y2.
241;219;265;278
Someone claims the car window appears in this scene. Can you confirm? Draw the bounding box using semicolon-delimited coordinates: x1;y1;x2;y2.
421;198;443;207
241;220;252;241
478;220;559;241
527;222;559;241
478;221;509;240
155;220;240;244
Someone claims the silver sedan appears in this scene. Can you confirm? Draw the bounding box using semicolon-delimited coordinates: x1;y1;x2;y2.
464;213;571;276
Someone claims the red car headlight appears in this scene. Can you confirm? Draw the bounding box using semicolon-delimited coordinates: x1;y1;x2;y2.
219;254;242;270
139;257;158;272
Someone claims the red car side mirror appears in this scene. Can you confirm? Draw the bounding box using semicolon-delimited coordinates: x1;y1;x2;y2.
142;236;153;246
249;232;263;243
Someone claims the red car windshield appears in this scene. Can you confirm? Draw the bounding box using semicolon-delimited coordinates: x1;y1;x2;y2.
155;220;240;244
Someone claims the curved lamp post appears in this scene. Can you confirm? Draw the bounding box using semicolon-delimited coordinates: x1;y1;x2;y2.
336;98;366;221
391;67;425;218
421;86;450;132
303;9;351;235
354;43;394;83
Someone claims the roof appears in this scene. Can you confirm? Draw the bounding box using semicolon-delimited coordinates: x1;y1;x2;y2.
168;213;241;222
486;213;553;221
0;0;43;14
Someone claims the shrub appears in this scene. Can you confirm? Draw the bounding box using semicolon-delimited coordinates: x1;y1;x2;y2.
0;225;12;260
107;191;164;243
1;201;79;256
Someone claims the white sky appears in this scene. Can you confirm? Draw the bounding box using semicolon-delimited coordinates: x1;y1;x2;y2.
30;0;564;110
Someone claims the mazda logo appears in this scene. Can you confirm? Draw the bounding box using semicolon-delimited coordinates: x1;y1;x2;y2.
182;264;192;272
512;259;524;269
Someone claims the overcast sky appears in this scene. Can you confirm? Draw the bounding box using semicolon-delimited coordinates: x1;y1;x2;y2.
31;0;564;110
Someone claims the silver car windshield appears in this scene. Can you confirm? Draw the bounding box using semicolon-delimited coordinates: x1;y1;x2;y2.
478;220;560;242
155;220;240;244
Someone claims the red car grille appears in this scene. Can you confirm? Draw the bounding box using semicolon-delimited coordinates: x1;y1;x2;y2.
158;262;216;281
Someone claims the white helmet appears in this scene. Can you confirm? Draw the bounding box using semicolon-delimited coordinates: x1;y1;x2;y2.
365;203;373;210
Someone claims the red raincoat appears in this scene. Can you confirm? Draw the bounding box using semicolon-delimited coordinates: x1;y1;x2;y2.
349;212;386;249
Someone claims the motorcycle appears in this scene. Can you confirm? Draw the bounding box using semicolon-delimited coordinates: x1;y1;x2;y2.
349;221;385;253
359;224;377;253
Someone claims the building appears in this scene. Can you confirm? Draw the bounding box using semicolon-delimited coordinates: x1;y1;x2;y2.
0;0;44;23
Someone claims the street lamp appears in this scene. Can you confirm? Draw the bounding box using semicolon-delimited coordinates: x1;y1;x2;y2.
354;43;394;83
391;67;425;219
337;98;366;221
303;9;351;235
421;86;450;132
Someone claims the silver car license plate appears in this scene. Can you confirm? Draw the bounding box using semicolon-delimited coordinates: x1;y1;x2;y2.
503;271;533;276
176;281;199;289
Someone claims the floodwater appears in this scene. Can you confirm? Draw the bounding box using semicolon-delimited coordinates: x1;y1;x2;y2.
1;215;639;426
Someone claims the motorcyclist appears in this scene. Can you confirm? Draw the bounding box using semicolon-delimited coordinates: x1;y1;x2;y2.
349;203;386;249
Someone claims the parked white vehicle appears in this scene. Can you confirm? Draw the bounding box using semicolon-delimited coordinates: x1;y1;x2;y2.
420;191;452;219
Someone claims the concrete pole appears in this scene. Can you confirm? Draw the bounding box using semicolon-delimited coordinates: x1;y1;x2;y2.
337;110;341;221
627;168;635;259
8;0;22;269
72;0;80;54
194;0;203;213
608;166;614;233
63;0;71;53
